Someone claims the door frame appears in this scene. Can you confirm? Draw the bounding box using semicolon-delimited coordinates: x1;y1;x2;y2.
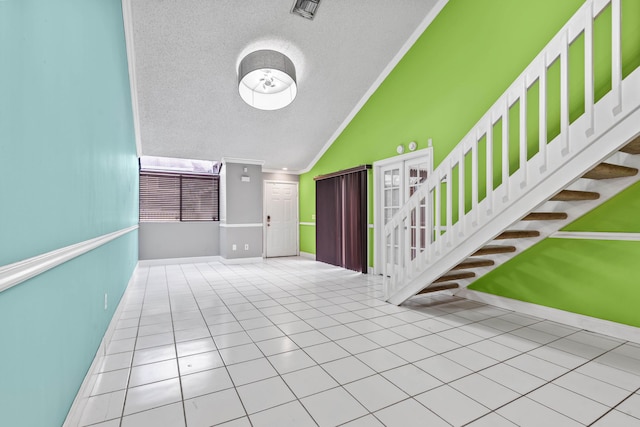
263;180;300;258
372;147;433;275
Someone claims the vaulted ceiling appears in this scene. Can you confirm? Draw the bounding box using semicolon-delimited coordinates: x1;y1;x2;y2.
130;0;443;171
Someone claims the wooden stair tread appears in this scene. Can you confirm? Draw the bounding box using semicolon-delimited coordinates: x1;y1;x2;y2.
522;212;568;221
473;245;516;256
434;271;475;283
620;135;640;155
495;230;540;239
550;190;600;201
452;259;495;270
582;162;638;180
417;283;459;295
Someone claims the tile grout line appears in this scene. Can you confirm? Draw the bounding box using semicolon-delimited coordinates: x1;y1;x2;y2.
586;382;640;426
82;259;640;427
182;262;257;427
117;265;149;427
460;339;633;426
202;262;507;425
165;264;190;427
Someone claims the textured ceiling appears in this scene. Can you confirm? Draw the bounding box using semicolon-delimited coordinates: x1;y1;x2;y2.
131;0;441;171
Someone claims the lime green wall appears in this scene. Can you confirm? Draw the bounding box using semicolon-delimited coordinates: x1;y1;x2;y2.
469;180;640;328
466;1;640;326
299;0;640;329
562;181;640;232
300;0;587;258
450;0;640;329
468;238;640;327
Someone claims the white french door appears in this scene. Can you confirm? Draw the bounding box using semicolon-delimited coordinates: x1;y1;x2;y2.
405;157;431;262
374;148;432;274
264;181;299;258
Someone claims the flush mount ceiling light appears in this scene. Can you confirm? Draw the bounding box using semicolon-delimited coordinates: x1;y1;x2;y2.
291;0;320;20
238;50;297;111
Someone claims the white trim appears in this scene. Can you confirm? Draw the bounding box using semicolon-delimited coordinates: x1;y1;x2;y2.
63;263;139;427
221;257;264;265
371;147;434;168
138;256;222;266
299;251;316;260
300;222;316;226
0;225;138;294
551;231;640;241
261;180;299;185
219;223;263;228
457;289;640;344
300;1;449;173
121;0;142;157
221;157;265;166
262;168;301;175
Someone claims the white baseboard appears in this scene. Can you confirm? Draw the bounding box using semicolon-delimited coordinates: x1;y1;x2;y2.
63;263;139;426
138;256;270;266
457;288;640;344
138;255;221;266
299;251;316;260
220;256;264;265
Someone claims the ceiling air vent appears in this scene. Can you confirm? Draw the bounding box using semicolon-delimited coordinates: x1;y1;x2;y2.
291;0;320;20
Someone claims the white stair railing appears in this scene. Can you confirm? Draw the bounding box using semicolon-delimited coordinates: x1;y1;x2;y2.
383;0;640;304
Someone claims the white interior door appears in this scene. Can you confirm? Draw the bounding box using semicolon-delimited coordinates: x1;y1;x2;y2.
380;164;402;271
264;181;298;258
405;158;430;262
374;148;433;274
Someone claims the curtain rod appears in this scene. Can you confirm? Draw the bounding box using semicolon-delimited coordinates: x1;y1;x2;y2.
313;165;371;181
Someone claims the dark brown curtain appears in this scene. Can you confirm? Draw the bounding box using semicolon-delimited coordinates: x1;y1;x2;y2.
342;171;367;272
316;167;368;273
316;177;342;267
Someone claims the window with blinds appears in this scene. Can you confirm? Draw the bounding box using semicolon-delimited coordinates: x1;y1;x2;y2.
140;172;219;222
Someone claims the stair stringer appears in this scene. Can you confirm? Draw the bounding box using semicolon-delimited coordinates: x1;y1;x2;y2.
447;151;640;290
386;68;640;305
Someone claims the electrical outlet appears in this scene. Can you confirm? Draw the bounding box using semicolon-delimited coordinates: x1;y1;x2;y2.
244;244;249;250
232;244;237;251
312;214;316;220
104;293;108;310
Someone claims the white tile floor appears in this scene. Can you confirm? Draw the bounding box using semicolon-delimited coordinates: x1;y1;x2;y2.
78;257;640;427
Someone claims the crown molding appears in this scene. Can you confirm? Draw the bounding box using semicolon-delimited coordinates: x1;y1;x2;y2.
299;0;449;174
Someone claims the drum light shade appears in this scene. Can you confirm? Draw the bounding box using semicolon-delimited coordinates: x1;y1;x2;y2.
238;50;297;111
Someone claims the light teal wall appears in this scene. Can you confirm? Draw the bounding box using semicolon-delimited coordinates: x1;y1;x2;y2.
0;0;138;266
0;0;138;425
0;234;138;426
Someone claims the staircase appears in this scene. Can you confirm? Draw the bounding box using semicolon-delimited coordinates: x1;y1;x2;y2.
383;0;640;305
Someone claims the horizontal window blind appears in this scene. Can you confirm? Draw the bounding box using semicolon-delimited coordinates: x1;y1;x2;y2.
140;172;219;222
182;175;218;221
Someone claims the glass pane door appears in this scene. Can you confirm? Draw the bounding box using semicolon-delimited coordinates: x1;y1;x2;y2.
375;149;433;276
381;165;402;268
405;159;429;260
